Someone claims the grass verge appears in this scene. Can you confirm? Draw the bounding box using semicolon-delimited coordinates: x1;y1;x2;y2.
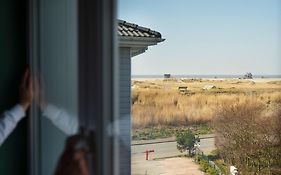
195;154;220;175
132;124;211;140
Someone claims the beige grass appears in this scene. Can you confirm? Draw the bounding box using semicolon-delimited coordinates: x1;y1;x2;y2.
131;78;281;129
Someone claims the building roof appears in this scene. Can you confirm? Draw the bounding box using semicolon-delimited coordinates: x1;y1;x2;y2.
118;20;165;57
118;20;163;39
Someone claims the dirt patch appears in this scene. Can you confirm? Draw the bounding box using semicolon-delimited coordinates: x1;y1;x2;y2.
159;157;203;175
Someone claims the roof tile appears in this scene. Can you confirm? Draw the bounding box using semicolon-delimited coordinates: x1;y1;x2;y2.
121;30;129;36
118;20;162;39
127;30;134;37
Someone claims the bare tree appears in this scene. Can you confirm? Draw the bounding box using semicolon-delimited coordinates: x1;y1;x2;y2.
212;101;281;174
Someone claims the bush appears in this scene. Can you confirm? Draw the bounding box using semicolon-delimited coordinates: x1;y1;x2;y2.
176;130;199;156
207;167;219;175
196;155;220;175
200;160;209;172
213;101;281;174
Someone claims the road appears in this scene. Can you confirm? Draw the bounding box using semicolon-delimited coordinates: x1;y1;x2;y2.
131;134;215;174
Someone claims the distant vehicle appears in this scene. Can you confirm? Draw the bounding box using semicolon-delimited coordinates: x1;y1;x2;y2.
230;166;238;175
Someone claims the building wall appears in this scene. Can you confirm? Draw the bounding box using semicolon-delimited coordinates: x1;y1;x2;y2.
0;0;28;174
119;47;131;175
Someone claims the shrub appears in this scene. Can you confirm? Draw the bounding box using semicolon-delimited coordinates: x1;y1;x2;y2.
196;155;220;175
213;101;281;174
176;130;199;156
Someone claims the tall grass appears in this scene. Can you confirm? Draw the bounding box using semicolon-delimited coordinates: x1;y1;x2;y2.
132;89;281;129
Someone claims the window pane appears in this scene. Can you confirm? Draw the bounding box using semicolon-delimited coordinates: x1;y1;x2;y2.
38;0;78;174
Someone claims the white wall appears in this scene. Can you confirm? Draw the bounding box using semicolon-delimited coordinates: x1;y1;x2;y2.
119;47;131;175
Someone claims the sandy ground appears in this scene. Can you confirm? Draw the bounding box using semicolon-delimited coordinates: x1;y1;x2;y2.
132;157;204;175
159;157;204;175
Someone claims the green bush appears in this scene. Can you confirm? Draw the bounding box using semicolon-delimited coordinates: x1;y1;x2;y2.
200;160;209;172
176;129;199;155
196;155;220;175
207;167;219;175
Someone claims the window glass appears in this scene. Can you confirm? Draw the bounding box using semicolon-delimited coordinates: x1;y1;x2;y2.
118;1;281;175
38;0;78;174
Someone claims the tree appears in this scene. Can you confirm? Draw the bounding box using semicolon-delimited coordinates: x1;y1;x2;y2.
176;130;199;156
212;101;281;174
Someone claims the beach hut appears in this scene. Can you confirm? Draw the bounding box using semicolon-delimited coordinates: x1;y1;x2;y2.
164;74;171;79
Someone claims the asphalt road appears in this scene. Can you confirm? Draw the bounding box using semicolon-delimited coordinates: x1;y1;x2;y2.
131;134;215;174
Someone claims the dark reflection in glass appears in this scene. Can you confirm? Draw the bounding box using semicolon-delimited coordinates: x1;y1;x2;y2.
35;1;131;174
37;0;78;174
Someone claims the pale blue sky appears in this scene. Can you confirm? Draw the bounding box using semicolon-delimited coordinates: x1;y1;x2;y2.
118;0;281;75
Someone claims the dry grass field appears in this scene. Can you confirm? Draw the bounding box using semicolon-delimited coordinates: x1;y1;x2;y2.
131;78;281;129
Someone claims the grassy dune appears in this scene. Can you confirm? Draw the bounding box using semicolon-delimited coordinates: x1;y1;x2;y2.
131;78;281;130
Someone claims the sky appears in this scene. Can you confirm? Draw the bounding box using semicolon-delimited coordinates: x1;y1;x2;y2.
118;0;281;75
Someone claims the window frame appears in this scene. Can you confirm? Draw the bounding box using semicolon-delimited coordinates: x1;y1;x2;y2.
28;0;119;174
28;0;41;174
78;0;119;174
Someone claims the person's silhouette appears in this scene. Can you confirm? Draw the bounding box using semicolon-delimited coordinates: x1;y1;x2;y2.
0;69;33;145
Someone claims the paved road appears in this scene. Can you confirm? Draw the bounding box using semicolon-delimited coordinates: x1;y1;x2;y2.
131;134;215;174
198;135;215;155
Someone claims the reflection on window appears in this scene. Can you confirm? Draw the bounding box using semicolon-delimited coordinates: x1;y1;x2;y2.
38;0;78;174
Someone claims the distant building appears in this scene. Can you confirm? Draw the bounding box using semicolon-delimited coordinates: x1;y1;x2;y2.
164;74;171;79
244;72;253;79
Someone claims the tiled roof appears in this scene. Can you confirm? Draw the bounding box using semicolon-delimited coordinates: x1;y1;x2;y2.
118;20;162;39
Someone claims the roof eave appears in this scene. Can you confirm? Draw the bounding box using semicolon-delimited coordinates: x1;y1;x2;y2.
131;47;148;57
119;36;165;47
